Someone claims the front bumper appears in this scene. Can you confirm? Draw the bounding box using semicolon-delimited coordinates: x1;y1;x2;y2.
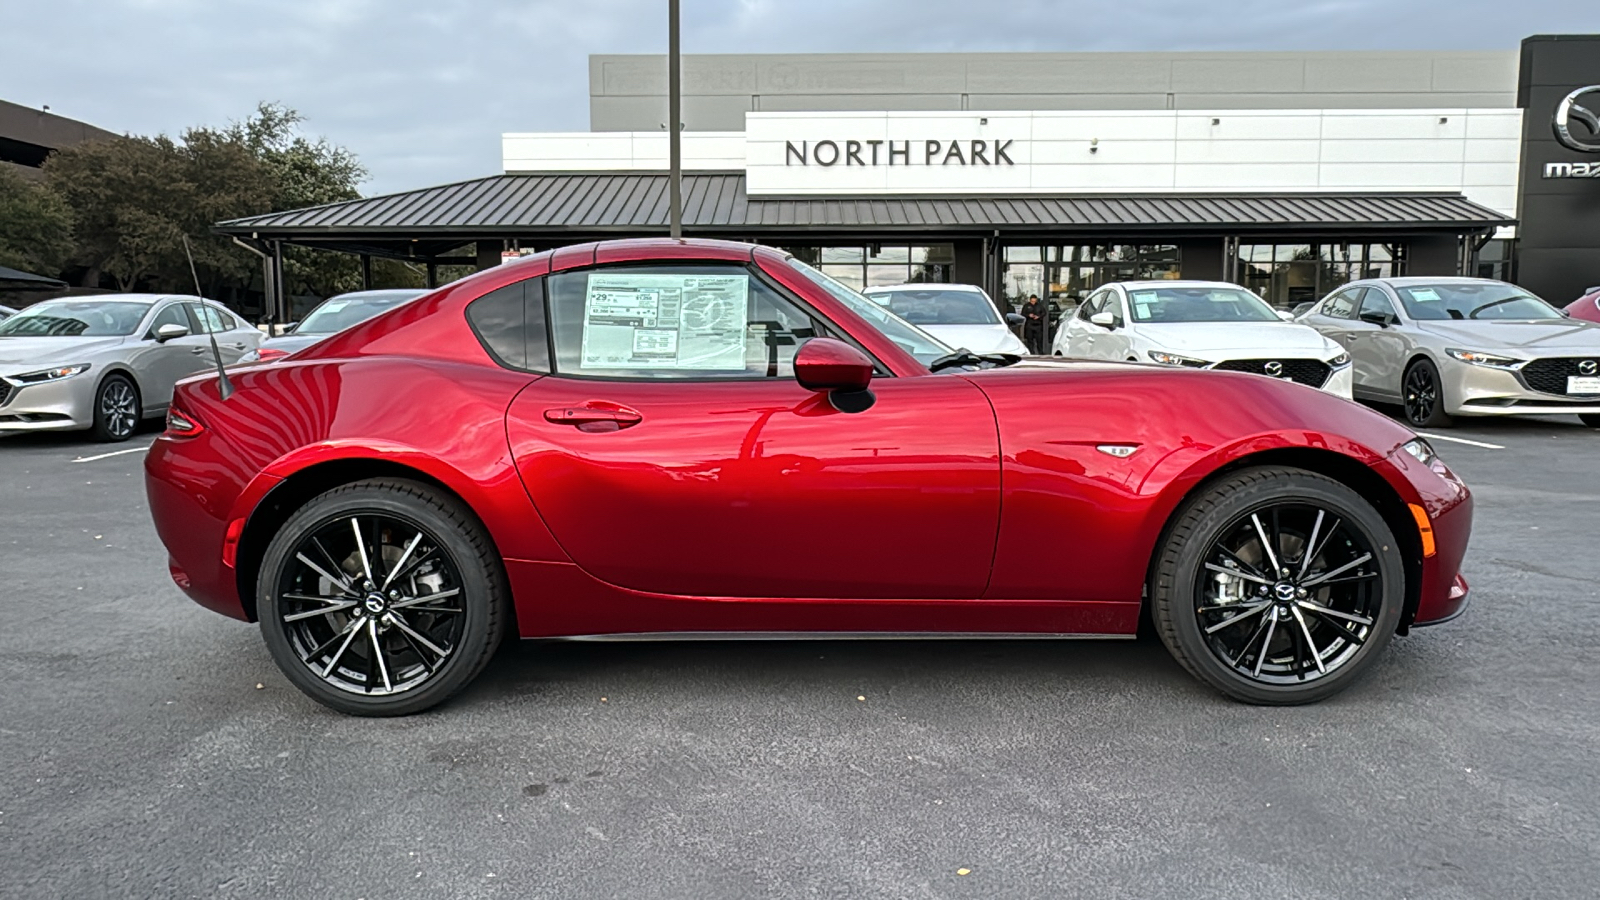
0;373;96;431
1321;365;1354;399
1444;359;1600;417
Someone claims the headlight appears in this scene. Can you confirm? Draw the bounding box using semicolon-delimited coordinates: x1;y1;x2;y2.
1146;350;1211;367
1446;348;1523;369
1326;352;1351;368
10;364;91;383
1400;438;1436;467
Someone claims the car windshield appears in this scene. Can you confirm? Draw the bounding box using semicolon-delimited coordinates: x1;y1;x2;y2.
0;300;151;337
864;289;1000;326
1394;283;1563;321
297;292;422;335
1125;286;1281;323
788;260;952;366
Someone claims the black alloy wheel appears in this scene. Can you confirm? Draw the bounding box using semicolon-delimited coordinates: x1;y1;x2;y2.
92;374;140;442
258;479;507;716
1151;467;1404;705
1402;359;1452;428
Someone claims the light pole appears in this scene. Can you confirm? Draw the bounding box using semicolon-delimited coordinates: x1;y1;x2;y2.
668;0;682;239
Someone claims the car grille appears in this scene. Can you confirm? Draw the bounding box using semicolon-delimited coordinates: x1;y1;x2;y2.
0;381;11;408
1210;358;1331;388
1520;357;1600;396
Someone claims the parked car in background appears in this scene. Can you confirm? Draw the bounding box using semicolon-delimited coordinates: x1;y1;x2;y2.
146;239;1472;716
1053;281;1353;398
1298;277;1600;428
862;283;1029;356
1566;285;1600;325
0;294;262;441
242;289;429;362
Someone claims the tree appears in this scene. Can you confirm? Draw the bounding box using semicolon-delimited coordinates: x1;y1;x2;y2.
0;166;74;277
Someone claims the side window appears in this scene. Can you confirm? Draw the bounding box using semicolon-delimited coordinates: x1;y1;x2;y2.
546;264;825;379
145;303;190;339
1321;288;1363;320
1359;288;1398;319
185;303;230;334
466;278;550;373
1104;292;1126;327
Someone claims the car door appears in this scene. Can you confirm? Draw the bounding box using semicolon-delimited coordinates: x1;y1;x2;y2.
127;301;210;410
1354;286;1408;399
503;260;1002;601
1063;291;1106;357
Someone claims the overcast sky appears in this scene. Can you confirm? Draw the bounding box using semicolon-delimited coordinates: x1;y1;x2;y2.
7;0;1596;194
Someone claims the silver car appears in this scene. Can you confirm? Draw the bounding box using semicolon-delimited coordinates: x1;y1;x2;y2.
1298;277;1600;428
241;288;428;362
0;294;263;442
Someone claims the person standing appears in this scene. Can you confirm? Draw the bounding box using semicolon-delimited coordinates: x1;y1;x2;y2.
1020;294;1047;354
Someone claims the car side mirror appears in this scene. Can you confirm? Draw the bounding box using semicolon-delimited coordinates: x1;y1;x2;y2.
1090;311;1116;328
794;338;875;413
155;322;190;342
283;321;299;334
1358;310;1396;327
1005;312;1025;326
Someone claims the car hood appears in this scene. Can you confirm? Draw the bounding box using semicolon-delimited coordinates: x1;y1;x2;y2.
259;333;328;355
1415;319;1600;353
1135;322;1337;358
0;336;128;371
922;323;1028;354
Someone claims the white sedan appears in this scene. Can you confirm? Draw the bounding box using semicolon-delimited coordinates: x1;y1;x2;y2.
862;284;1030;356
1052;280;1353;398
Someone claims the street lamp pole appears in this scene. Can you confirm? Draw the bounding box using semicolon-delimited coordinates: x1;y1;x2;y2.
668;0;682;239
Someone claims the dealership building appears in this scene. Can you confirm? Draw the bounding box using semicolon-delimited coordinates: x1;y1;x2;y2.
220;34;1600;318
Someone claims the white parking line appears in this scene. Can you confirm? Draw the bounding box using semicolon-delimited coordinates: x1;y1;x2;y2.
1414;432;1505;450
71;445;151;463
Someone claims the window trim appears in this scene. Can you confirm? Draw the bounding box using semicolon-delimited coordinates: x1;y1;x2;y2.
531;260;893;384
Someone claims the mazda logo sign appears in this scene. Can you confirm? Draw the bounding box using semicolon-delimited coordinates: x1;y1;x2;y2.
1581;360;1599;376
1554;86;1600;154
1264;361;1283;376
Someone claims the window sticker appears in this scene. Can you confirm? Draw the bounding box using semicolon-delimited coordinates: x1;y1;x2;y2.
580;273;749;370
1409;288;1442;303
1130;291;1159;304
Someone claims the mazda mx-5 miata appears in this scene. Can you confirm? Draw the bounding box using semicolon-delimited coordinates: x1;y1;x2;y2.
145;239;1472;716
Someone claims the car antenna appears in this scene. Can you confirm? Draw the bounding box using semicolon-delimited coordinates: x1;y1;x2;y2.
181;234;234;400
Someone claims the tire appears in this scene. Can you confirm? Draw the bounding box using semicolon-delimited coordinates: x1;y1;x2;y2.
1402;359;1452;428
257;478;508;716
1580;414;1600;429
1150;466;1405;705
91;374;141;442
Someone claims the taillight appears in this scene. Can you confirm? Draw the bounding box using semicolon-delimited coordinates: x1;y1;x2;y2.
166;407;204;436
256;348;291;362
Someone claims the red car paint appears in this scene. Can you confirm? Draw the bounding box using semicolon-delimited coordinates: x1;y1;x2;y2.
145;238;1471;640
1566;289;1600;324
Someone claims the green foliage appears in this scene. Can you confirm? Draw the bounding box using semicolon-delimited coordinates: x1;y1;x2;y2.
0;165;76;276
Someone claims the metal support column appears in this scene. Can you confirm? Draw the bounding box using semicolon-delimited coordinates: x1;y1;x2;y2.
425;262;438;289
1222;236;1240;283
360;254;373;290
667;0;682;239
267;240;286;330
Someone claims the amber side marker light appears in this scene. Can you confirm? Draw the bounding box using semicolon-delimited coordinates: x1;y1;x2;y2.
1408;503;1437;558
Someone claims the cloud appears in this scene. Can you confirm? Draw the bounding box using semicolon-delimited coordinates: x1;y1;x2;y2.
5;0;1592;194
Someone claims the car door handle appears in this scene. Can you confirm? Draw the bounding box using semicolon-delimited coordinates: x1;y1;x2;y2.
190;347;208;355
544;406;643;433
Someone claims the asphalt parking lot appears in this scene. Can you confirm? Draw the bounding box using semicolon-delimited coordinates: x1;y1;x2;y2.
1;412;1597;900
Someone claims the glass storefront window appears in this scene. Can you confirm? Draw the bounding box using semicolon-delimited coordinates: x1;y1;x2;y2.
1002;244;1181;311
790;245;953;290
1238;243;1405;309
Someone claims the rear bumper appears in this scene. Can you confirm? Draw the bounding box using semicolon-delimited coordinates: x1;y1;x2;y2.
145;431;262;622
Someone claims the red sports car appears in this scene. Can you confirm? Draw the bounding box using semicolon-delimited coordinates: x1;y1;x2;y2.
145;239;1473;716
1567;286;1600;324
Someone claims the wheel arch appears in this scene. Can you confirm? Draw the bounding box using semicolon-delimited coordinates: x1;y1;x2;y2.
233;457;514;632
94;363;142;400
1143;447;1424;634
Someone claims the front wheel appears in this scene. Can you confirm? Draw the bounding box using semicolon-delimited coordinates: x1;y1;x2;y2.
91;374;140;442
1402;359;1452;428
257;479;508;716
1150;467;1405;705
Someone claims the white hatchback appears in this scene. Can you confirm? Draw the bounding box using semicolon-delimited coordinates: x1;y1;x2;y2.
863;284;1029;356
1052;280;1354;398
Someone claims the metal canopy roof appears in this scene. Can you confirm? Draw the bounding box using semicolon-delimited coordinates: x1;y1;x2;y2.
216;172;1514;240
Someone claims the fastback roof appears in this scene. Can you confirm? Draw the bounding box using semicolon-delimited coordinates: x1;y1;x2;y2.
215;172;1514;239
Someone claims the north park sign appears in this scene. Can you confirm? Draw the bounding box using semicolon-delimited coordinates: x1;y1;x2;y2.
783;139;1016;167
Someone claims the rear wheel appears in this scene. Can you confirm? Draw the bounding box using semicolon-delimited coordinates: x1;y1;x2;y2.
257;479;508;716
91;374;140;442
1402;359;1452;428
1151;467;1404;705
